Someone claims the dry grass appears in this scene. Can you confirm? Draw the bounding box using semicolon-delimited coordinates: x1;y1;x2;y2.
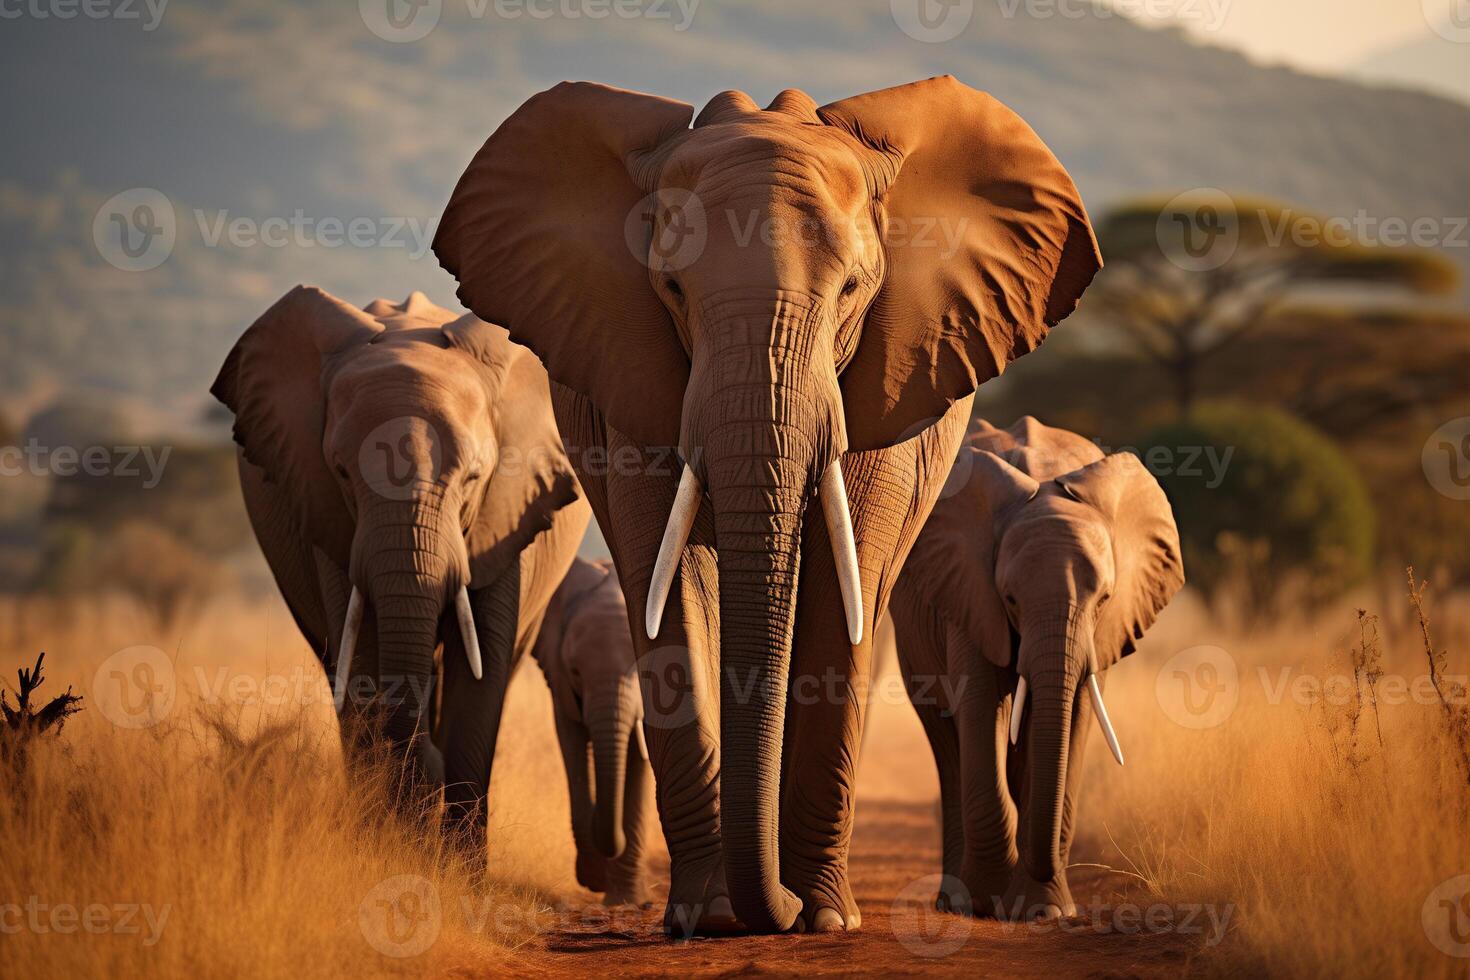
1065;573;1470;977
3;578;1468;976
0;592;582;977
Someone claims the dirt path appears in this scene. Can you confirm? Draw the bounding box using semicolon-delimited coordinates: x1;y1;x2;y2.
520;796;1202;978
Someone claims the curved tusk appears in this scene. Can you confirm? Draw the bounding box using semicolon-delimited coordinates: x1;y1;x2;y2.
334;587;363;715
819;460;863;645
1087;673;1124;766
1009;675;1027;746
456;586;483;681
645;465;702;640
635;722;649;762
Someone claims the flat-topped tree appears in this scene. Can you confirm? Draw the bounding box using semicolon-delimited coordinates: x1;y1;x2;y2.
1089;194;1460;417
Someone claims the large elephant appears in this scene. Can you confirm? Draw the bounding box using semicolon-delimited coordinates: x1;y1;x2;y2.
211;286;590;834
889;417;1184;920
433;76;1101;933
532;556;653;907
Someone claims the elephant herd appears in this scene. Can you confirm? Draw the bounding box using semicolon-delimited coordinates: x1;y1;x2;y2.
210;75;1185;936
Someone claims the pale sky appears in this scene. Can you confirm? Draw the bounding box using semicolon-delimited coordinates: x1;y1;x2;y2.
1130;0;1427;68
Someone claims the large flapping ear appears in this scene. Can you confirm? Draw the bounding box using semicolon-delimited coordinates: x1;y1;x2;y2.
210;286;381;554
818;76;1102;451
908;448;1040;668
442;315;584;589
1055;453;1185;666
434;82;695;450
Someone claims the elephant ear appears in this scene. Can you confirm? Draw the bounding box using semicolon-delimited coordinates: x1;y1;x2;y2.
818;76;1102;451
210;286;381;555
908;448;1040;668
442;315;583;589
1055;453;1185;667
434;82;695;450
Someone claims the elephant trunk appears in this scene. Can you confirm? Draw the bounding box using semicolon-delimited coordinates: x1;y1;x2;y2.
1019;610;1087;884
589;671;640;859
690;299;842;934
357;491;467;748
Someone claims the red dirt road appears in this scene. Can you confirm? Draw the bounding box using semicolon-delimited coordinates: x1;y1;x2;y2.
521;797;1203;978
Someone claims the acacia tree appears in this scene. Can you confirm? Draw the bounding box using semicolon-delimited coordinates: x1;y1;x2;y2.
1089;193;1460;417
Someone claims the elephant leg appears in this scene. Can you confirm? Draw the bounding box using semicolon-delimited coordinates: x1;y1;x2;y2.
908;685;965;910
950;628;1019;918
779;398;972;933
891;601;965;911
604;733;653;907
1002;670;1093;919
438;561;522;849
779;540;874;934
554;712;607;894
553;387;731;936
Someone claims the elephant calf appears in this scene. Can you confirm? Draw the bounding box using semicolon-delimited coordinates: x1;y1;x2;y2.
889;417;1184;921
212;287;590;835
533;557;652;907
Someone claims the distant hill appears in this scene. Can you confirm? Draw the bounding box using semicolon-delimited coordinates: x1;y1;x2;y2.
1;1;1466;426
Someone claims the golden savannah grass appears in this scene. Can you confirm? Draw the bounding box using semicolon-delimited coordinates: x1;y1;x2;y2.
0;593;588;978
2;576;1469;977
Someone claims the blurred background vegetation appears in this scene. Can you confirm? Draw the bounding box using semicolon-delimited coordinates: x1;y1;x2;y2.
976;193;1468;617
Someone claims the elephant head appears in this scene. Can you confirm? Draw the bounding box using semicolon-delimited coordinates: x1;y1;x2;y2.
211;287;578;748
928;427;1183;888
434;77;1100;930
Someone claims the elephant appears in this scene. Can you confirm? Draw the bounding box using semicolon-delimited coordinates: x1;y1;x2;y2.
210;286;590;835
889;416;1184;921
433;75;1101;934
532;556;653;907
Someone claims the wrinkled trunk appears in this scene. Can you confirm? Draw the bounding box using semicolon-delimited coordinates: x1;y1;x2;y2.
589;672;640;859
1020;611;1086;884
357;493;461;748
689;298;840;934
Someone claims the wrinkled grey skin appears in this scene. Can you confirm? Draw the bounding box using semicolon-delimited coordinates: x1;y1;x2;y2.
213;287;590;838
533;557;653;906
890;417;1184;921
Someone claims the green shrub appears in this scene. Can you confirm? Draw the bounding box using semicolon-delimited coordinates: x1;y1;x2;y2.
1139;402;1376;612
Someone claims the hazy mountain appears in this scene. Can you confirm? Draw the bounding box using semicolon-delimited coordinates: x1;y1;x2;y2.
1;0;1465;431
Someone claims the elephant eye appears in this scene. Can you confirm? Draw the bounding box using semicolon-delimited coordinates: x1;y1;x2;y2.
664;277;684;303
840;272;860;297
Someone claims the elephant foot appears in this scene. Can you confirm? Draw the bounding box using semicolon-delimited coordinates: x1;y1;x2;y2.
992;868;1075;922
788;869;861;933
603;865;651;908
575;849;609;894
946;862;1017;918
661;857;740;938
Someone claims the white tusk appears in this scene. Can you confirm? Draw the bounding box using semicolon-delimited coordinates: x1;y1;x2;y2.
645;465;702;640
1087;673;1124;766
819;460;863;645
456;586;483;681
334;587;363;714
635;722;649;762
1009;675;1027;746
